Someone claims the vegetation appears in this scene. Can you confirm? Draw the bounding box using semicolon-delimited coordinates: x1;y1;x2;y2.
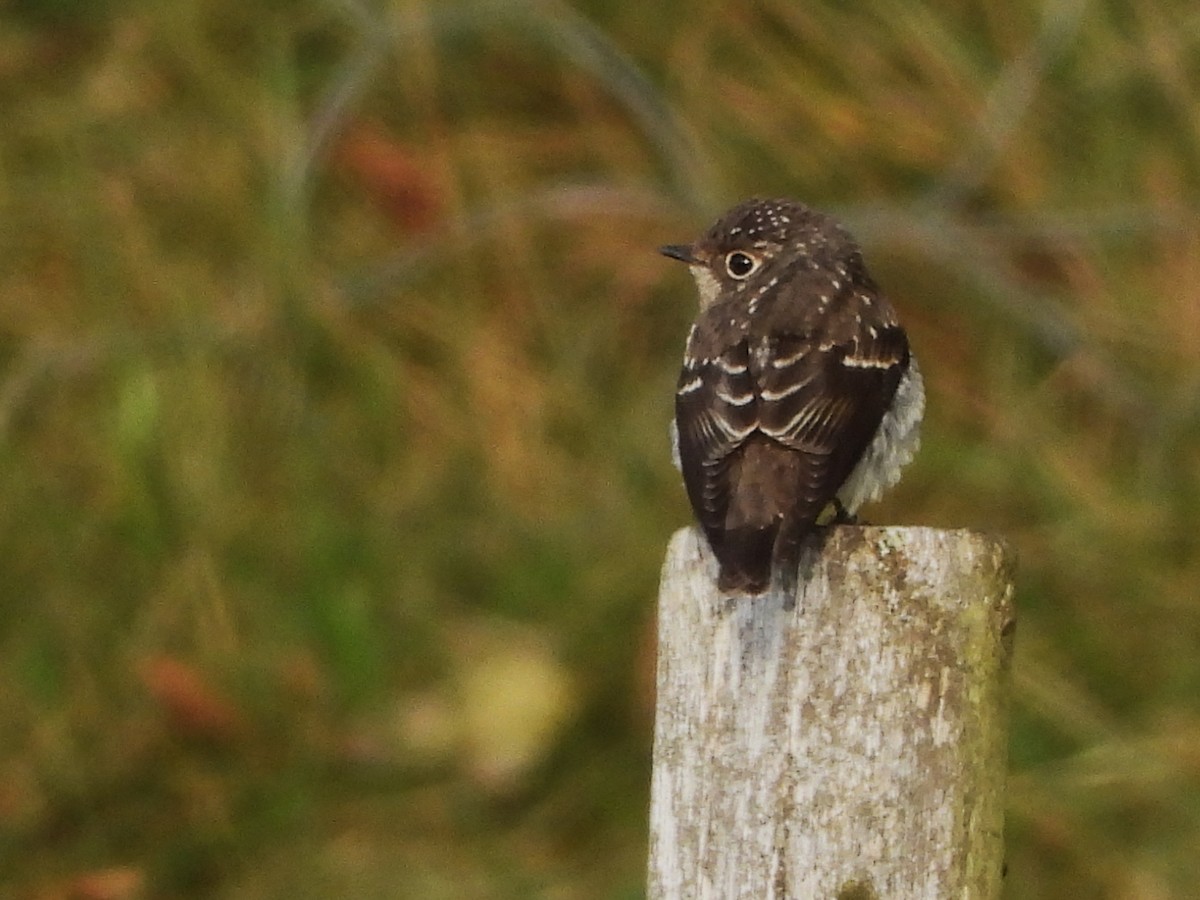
2;0;1198;896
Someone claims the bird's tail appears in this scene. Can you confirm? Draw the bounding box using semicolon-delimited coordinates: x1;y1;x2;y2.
713;513;811;602
714;526;775;594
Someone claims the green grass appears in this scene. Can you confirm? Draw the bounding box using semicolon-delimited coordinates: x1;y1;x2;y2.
2;0;1200;896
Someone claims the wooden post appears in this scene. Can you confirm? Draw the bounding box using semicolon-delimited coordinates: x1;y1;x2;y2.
648;526;1015;900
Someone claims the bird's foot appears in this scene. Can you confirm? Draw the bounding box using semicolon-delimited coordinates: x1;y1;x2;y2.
831;498;859;525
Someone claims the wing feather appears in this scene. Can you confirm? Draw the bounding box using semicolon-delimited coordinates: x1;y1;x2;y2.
753;327;909;529
674;321;910;589
675;341;757;540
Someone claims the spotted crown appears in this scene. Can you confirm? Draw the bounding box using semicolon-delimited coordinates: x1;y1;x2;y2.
699;198;856;258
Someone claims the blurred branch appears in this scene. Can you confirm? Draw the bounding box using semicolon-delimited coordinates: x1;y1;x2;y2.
281;0;393;210
0;342;106;442
0;324;260;445
924;0;1093;206
520;0;717;210
336;181;680;305
1;196;1182;448
845;204;1155;425
285;0;715;230
954;206;1196;241
1012;656;1118;746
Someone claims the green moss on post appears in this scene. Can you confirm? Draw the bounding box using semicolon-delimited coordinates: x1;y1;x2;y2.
648;526;1015;899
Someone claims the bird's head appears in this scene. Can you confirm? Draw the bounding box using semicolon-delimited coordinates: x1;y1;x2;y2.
660;198;857;310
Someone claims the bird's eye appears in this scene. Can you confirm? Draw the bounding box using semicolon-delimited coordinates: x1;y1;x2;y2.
725;251;759;279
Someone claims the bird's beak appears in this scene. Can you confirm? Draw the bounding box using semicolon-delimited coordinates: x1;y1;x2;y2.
659;244;701;265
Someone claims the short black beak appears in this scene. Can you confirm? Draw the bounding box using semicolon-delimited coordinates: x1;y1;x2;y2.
659;244;699;264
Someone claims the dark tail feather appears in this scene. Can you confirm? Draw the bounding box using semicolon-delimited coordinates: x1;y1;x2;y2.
714;525;775;594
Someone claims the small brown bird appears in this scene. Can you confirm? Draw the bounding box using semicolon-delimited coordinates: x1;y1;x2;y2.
662;198;924;595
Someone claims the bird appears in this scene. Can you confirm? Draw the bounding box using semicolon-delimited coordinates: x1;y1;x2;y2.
661;198;924;596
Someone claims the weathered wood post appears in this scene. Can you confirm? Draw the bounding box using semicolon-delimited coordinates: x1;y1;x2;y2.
648;525;1015;899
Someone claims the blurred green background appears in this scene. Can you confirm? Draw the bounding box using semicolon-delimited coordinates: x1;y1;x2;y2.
2;0;1199;897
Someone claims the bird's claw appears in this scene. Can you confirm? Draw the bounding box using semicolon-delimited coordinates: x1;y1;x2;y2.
831;499;859;525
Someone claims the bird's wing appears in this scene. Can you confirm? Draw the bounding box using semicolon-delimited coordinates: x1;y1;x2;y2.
754;326;909;518
674;340;758;541
675;324;909;549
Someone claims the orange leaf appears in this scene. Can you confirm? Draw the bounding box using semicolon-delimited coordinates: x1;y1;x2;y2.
138;656;242;744
333;120;444;233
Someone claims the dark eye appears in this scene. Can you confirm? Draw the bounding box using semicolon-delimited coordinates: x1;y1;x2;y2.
725;251;759;279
